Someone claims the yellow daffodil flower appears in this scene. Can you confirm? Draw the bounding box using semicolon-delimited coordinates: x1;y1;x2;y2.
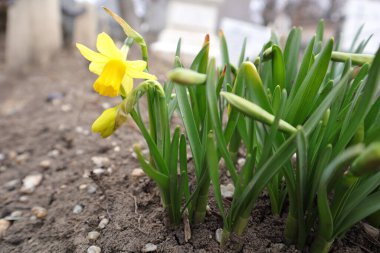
76;32;156;97
92;106;120;138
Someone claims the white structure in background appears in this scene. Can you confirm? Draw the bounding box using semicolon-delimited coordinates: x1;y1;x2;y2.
220;18;271;65
74;1;97;48
6;0;62;71
341;0;380;53
152;0;272;66
151;0;222;65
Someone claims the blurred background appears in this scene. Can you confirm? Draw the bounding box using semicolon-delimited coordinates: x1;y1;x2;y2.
0;0;379;72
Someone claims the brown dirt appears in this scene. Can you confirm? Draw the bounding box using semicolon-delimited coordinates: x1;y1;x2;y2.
0;44;379;253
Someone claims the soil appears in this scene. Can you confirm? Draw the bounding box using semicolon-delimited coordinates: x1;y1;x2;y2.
1;40;380;253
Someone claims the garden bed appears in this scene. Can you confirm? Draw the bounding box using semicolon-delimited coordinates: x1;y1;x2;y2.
0;49;379;253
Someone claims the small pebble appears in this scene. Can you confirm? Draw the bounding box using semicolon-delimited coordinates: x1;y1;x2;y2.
87;185;97;194
0;166;7;172
31;206;47;219
87;245;101;253
8;151;17;160
0;219;11;236
20;173;43;193
46;91;64;103
61;104;72;112
48;149;60;157
93;168;105;176
363;223;379;238
73;204;84;214
19;195;29;202
87;231;100;241
15;153;30;163
98;218;109;229
39;160;51;169
4;179;20;191
141;243;157;252
215;228;223;243
91;156;110;168
131;168;145;178
4;210;23;221
206;205;211;215
113;146;120;152
237;158;246;167
221;183;235;199
79;184;87;190
0;153;4;161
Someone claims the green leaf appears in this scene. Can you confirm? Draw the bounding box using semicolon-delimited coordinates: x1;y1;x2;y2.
271;45;286;91
175;84;203;179
334;191;380;237
179;134;190;204
334;47;380;156
207;131;225;222
286;38;334;125
133;144;169;190
287;36;315;104
206;59;239;184
284;27;302;90
219;31;232;86
317;145;364;239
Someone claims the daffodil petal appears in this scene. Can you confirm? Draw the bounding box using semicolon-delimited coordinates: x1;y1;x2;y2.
125;60;147;71
121;75;133;96
76;43;108;62
96;32;123;59
126;68;157;80
89;61;106;75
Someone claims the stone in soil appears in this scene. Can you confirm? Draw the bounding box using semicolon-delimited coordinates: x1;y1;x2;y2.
5;210;23;221
363;223;379;238
4;179;20;191
131;168;145;178
220;183;235;199
0;219;11;237
141;243;157;252
93;168;106;176
87;245;101;253
20;173;43;193
73;204;84;214
39;159;51;169
91;156;110;168
31;206;48;219
215;228;223;243
87;185;97;194
87;231;100;241
98;218;109;229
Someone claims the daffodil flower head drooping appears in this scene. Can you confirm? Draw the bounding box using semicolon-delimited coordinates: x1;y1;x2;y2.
91;106;119;138
76;32;157;97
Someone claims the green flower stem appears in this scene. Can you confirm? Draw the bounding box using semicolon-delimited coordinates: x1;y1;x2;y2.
221;229;231;247
284;213;298;244
233;214;250;236
193;171;210;224
229;130;241;163
331;51;373;65
310;235;333;253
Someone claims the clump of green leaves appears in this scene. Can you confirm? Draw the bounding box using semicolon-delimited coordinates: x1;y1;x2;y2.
87;9;380;251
